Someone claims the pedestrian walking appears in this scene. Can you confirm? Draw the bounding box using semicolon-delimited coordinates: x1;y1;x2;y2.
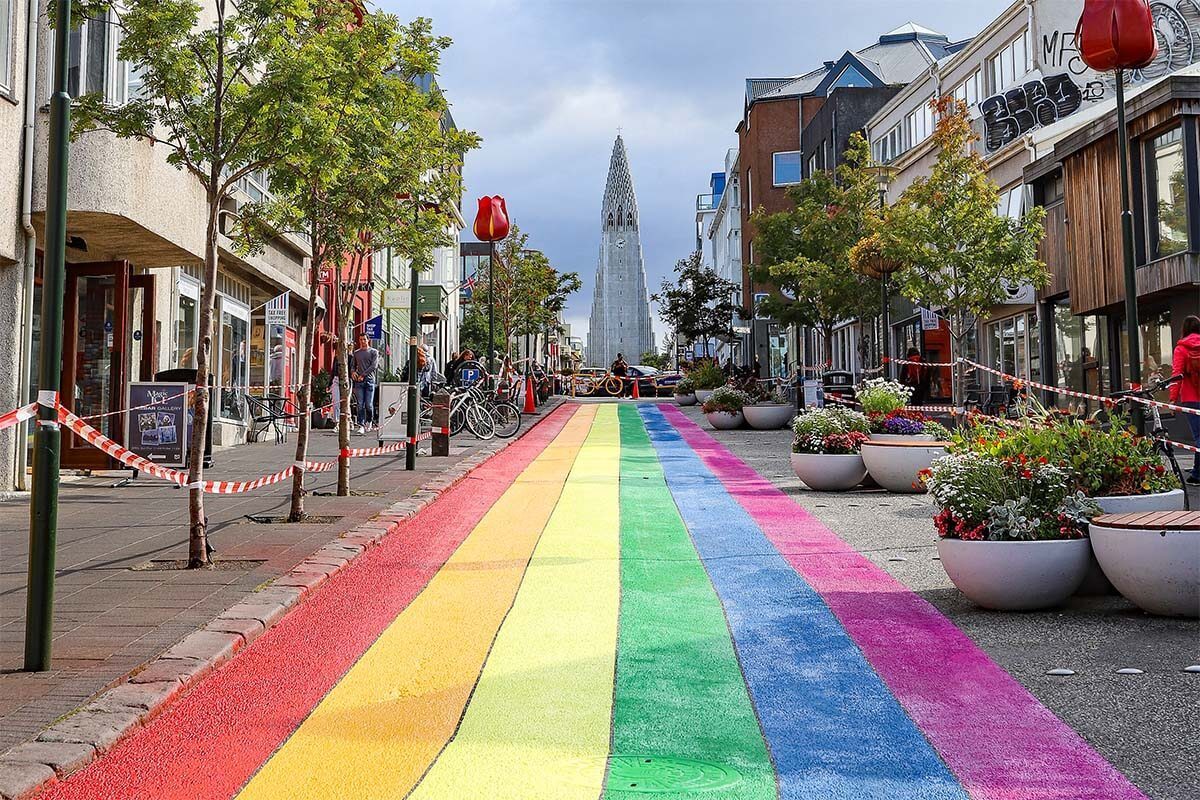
1169;315;1200;485
351;333;380;434
900;347;931;406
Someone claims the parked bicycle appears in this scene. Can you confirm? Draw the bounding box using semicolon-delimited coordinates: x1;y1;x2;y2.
1111;374;1191;510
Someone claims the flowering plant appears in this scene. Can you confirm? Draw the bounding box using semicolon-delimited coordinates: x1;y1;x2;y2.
792;408;872;454
689;362;726;391
702;386;753;414
923;420;952;440
926;451;1101;541
857;379;912;416
881;414;927;436
674;377;696;395
950;404;1178;497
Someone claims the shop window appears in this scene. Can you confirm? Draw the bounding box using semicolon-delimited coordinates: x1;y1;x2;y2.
1146;127;1189;260
1119;309;1173;402
1052;302;1109;413
219;299;250;422
175;280;199;369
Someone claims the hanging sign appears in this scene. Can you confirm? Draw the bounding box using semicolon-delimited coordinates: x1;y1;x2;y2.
265;293;289;327
382;289;409;309
920;306;941;331
364;315;384;341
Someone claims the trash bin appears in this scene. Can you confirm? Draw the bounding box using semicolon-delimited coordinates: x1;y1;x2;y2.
155;369;214;468
822;371;857;408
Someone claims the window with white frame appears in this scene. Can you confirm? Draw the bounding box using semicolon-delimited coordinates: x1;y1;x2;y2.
904;97;935;149
64;11;131;104
988;30;1031;94
997;184;1026;219
773;151;801;186
0;0;14;93
873;122;905;164
951;69;981;108
218;297;251;422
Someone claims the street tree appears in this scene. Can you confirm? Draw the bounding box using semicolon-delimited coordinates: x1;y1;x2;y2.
652;251;740;359
874;98;1047;407
750;133;882;367
73;0;328;567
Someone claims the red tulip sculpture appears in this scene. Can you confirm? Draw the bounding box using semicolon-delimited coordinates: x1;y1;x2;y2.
1075;0;1158;71
473;196;510;242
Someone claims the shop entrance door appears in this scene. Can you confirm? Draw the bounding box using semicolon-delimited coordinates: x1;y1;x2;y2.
61;262;156;470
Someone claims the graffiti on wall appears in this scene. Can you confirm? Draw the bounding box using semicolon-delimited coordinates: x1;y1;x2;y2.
982;0;1200;152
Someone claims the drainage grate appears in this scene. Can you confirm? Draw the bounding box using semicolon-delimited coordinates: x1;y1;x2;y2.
607;755;742;794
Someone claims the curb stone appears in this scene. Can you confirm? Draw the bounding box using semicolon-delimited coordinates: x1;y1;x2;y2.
0;400;564;798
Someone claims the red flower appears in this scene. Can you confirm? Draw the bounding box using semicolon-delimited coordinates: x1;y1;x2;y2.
473;196;510;242
1076;0;1158;72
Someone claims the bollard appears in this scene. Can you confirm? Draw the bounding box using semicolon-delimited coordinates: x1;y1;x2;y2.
431;391;450;457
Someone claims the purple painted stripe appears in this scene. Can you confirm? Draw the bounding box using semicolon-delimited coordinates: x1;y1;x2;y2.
659;404;1146;800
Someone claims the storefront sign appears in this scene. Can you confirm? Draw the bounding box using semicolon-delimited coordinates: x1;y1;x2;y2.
364;315;384;340
265;293;289;327
127;382;190;467
920;307;941;331
340;281;375;292
382;289;409;309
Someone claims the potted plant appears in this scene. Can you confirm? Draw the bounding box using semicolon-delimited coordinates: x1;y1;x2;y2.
702;386;752;430
1089;515;1199;618
926;451;1101;610
954;405;1183;594
690;362;726;403
674;377;698;407
743;386;795;430
790;408;872;491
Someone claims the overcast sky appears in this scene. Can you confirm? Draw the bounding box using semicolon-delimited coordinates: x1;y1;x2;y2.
381;0;1004;351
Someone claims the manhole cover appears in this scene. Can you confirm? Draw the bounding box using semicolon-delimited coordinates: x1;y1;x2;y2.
607;755;741;793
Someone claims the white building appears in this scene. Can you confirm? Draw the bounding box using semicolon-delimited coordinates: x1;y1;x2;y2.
705;148;745;364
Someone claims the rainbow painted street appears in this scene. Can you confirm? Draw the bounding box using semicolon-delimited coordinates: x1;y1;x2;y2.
30;402;1157;800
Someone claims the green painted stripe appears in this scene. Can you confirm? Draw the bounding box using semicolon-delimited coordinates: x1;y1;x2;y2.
606;405;776;800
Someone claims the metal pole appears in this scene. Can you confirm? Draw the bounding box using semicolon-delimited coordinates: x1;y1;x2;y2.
1115;69;1144;433
25;0;72;672
487;241;496;375
881;274;891;380
405;203;420;471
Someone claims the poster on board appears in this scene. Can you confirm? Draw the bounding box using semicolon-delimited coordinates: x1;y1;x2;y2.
126;383;190;467
376;382;409;443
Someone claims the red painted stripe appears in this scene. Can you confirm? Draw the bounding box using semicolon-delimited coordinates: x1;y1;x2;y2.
38;404;578;800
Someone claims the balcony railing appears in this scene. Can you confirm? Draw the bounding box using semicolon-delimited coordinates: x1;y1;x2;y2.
696;194;717;211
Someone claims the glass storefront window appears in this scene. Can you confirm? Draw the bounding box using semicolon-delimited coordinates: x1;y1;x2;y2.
1147;127;1188;260
176;286;197;369
219;301;249;422
1052;301;1109;413
1119;309;1173;402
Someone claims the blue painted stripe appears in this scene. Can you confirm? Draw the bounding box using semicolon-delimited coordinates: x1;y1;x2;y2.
638;405;967;800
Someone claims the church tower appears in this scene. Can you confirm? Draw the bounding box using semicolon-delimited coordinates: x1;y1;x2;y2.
587;135;655;368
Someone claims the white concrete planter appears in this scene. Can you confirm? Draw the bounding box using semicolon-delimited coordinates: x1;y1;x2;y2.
791;453;868;492
869;433;936;443
695;389;715;404
1090;522;1199;618
937;538;1092;611
1077;490;1187;595
743;404;795;430
704;410;744;430
860;441;949;494
674;393;698;407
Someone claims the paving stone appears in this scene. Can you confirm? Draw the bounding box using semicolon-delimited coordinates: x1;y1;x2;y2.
88;682;180;714
36;709;142;753
128;658;211;689
220;602;288;629
202;617;265;643
252;586;303;608
2;741;94;777
160;631;240;666
272;571;328;594
0;759;57;800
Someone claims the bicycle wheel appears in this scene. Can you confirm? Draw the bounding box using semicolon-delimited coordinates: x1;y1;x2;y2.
466;403;496;440
490;401;522;438
604;377;624;396
450;397;470;436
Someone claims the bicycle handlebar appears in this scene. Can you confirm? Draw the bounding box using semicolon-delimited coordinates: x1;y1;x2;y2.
1110;374;1183;401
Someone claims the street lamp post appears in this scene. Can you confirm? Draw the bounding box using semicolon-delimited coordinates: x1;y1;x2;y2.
25;0;73;671
1115;70;1144;433
873;165;898;379
405;201;421;472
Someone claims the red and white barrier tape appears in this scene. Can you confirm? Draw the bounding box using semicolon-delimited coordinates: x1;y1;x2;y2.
0;403;39;433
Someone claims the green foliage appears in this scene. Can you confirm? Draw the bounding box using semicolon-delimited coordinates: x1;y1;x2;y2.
640;351;672;370
876;99;1048;404
688;361;726;391
951;406;1179;497
702;386;753;414
750;133;882;358
652;251;740;358
856;378;912;416
791;408;871;454
674;377;696;395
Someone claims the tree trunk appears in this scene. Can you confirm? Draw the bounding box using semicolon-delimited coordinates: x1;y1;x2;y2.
336;328;352;496
186;193;221;568
288;242;323;522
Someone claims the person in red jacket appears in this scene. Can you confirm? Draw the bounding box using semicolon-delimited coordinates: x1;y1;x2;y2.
1169;315;1200;484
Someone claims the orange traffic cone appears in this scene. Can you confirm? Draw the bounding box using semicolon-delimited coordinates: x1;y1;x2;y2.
524;374;537;414
631;377;641;400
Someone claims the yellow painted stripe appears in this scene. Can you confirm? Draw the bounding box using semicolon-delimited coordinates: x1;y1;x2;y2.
408;404;622;800
237;404;597;800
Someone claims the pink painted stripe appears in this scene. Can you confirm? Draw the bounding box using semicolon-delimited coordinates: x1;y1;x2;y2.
658;404;1146;800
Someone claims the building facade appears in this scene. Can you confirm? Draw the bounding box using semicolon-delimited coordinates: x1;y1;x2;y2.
704;148;745;365
587;135;655;368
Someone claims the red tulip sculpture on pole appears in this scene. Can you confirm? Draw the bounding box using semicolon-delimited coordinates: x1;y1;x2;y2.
473;196;510;373
1076;0;1158;430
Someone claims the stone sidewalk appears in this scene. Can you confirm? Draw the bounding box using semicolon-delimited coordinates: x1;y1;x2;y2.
0;402;560;771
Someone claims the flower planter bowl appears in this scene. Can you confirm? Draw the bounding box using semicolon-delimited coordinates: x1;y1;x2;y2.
704;410;744;431
743;404;795;431
695;389;715;404
791;453;868;492
861;440;949;494
937;538;1092;611
674;393;698;407
869;433;936;443
1089;512;1200;618
1077;490;1186;595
